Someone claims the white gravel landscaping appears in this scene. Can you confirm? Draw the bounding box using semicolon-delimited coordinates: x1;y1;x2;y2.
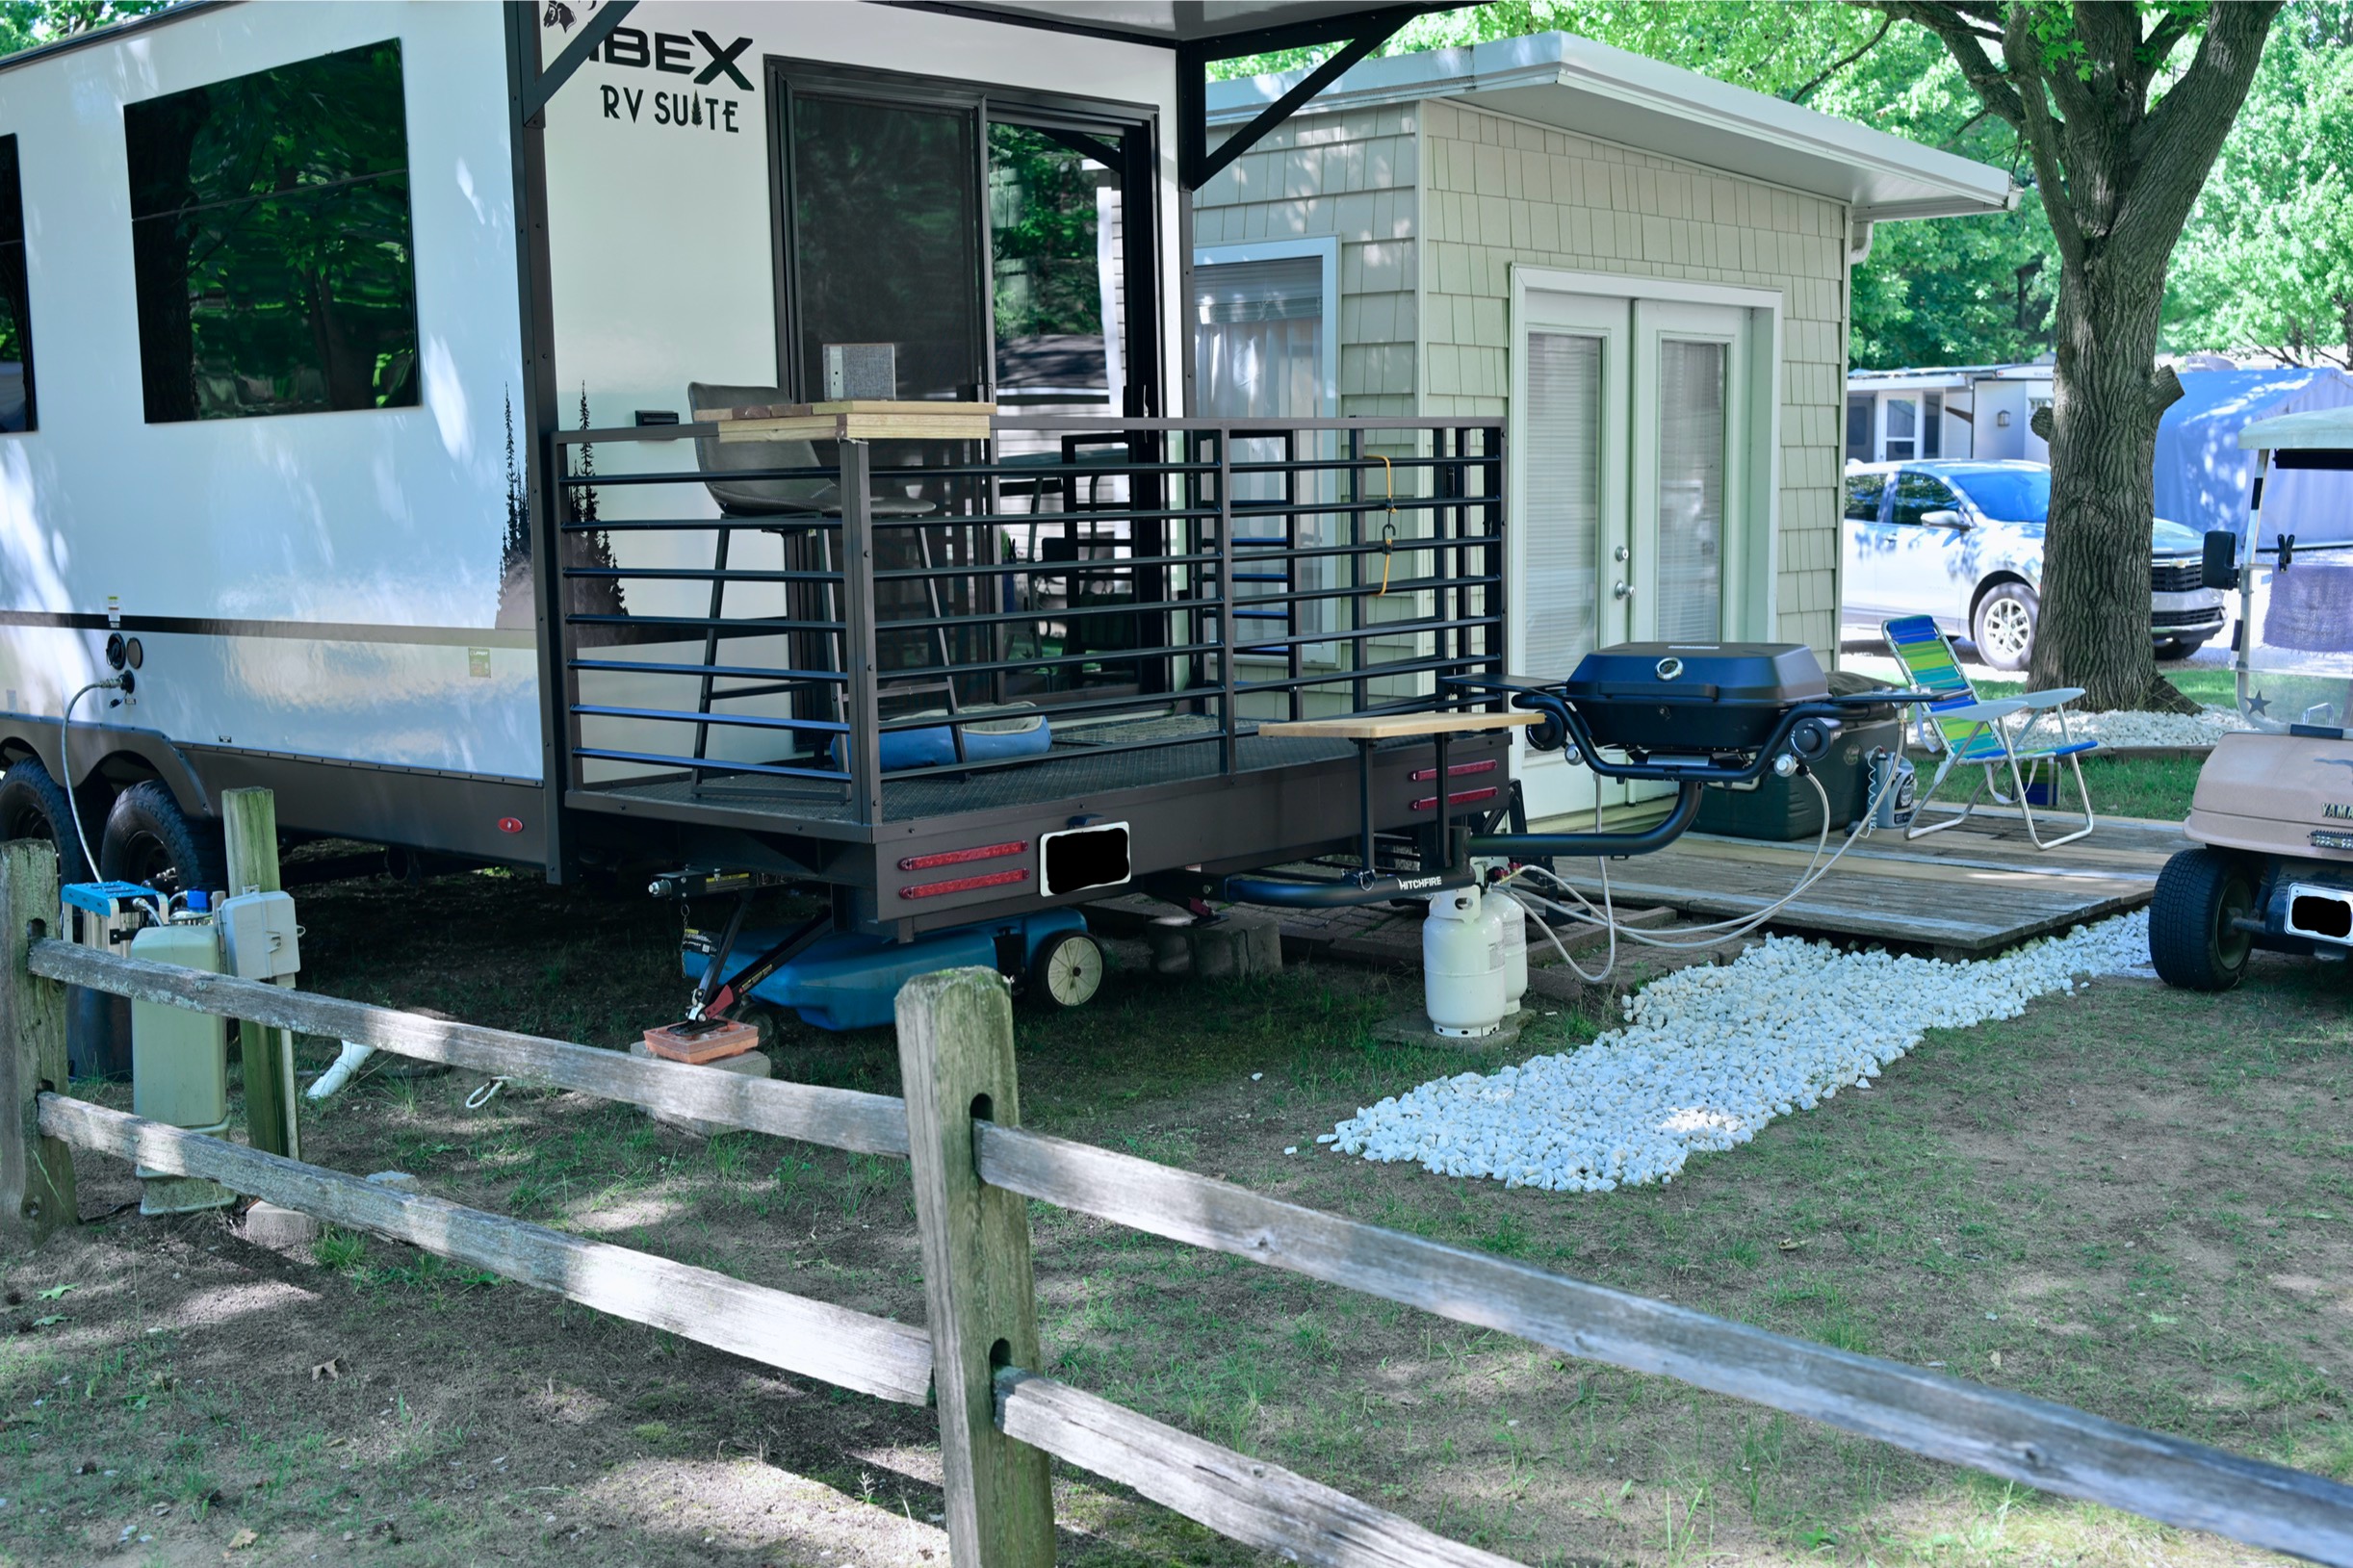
2048;706;2246;748
1323;911;2153;1193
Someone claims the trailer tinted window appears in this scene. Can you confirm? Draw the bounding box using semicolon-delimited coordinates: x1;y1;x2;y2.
124;41;419;423
0;136;33;433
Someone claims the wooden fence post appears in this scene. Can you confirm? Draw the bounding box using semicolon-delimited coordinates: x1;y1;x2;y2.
896;967;1054;1568
0;838;73;1244
221;787;297;1161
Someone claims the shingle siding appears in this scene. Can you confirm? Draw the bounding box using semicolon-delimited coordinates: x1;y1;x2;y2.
1196;91;1853;655
1412;97;1849;653
1198;108;1419;417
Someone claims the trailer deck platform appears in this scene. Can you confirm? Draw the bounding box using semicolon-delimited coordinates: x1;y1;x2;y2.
569;717;1362;833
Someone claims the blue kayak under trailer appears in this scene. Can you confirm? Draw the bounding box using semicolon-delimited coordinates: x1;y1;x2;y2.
682;909;1100;1033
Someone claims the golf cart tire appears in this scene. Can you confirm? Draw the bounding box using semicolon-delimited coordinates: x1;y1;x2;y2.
99;780;226;900
1028;929;1103;1010
0;756;90;884
2149;846;2257;992
1970;580;2038;673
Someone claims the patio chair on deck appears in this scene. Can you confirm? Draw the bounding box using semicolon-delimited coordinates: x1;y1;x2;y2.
1881;614;2098;849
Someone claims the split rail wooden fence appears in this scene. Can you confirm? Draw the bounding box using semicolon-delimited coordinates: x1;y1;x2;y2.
5;835;2353;1565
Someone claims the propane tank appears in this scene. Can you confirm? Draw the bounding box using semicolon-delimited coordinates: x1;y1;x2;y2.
129;921;234;1215
1423;885;1507;1038
1487;886;1528;1012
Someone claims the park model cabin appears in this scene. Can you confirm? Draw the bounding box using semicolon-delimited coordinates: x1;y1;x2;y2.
0;0;1533;937
1193;34;2015;819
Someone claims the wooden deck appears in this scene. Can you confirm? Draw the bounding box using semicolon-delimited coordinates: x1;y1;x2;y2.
1540;808;2188;956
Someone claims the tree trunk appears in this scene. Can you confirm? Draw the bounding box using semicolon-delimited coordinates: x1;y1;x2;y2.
2027;248;2196;713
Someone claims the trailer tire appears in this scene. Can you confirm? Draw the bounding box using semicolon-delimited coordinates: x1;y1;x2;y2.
99;780;226;900
0;756;90;884
1028;930;1103;1010
2149;846;2257;992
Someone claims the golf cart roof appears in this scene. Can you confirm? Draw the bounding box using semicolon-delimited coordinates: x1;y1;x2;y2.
2239;406;2353;452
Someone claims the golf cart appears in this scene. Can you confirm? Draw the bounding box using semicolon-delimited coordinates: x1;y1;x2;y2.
2150;407;2353;990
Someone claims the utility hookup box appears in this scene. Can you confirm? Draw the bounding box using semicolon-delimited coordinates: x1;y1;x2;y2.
218;889;300;980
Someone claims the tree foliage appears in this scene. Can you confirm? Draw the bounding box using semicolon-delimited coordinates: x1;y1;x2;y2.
2163;0;2353;367
0;0;170;56
1874;1;2282;710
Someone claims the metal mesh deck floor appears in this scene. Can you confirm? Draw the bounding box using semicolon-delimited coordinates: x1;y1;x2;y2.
579;719;1363;825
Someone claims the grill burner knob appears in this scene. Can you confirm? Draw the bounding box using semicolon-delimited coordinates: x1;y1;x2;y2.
1788;716;1841;760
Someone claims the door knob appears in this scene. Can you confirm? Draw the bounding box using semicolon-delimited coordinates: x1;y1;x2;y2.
1613;580;1633;601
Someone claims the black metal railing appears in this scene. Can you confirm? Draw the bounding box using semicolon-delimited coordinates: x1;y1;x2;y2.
549;416;1505;824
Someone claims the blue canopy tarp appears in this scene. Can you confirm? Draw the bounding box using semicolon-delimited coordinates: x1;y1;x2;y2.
2155;368;2353;546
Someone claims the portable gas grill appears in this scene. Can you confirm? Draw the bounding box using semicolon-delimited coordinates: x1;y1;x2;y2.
1461;641;1927;861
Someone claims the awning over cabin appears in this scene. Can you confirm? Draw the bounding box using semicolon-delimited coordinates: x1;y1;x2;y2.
900;2;1456;42
1208;30;2018;223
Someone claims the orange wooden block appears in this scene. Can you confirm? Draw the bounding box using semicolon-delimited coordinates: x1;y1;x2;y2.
641;1016;761;1065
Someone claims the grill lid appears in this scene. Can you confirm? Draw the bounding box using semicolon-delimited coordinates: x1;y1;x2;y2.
1562;642;1829;707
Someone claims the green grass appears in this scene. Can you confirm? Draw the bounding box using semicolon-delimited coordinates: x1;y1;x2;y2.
1958;665;2223;822
2068;753;2203;821
1975;664;2237;712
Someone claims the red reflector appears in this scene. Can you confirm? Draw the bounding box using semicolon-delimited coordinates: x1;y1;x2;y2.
1409;758;1499;783
497;816;525;835
1409;786;1500;811
898;839;1029;873
900;868;1029;900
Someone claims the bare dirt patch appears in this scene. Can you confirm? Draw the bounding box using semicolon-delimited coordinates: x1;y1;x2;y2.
6;865;2353;1565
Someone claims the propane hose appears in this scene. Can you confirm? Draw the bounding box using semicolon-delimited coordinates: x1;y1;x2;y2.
1498;760;1901;985
60;678;127;892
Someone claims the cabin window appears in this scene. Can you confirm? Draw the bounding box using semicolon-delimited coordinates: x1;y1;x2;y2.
0;136;33;433
1191;252;1330;423
1923;391;1943;458
124;40;420;423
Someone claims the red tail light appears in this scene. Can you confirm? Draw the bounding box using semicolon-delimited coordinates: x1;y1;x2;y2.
1408;758;1498;783
1410;786;1499;812
899;868;1029;900
899;839;1028;872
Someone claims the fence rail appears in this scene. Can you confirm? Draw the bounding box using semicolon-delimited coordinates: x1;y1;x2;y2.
38;1094;932;1405
7;835;2353;1566
27;938;908;1158
973;1122;2353;1557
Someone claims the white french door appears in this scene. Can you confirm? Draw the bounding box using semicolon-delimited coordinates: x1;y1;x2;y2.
1512;281;1764;821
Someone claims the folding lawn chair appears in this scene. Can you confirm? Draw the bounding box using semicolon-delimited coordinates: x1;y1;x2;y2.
1881;615;2098;848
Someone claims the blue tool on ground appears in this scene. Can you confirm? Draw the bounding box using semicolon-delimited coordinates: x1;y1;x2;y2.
681;908;1097;1032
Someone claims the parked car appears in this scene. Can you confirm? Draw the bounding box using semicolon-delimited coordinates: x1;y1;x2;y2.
1841;460;2226;670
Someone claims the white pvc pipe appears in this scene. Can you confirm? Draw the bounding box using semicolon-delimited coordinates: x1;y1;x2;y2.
305;1041;374;1101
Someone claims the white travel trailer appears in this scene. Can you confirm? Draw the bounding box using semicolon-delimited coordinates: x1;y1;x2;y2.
0;0;1534;963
